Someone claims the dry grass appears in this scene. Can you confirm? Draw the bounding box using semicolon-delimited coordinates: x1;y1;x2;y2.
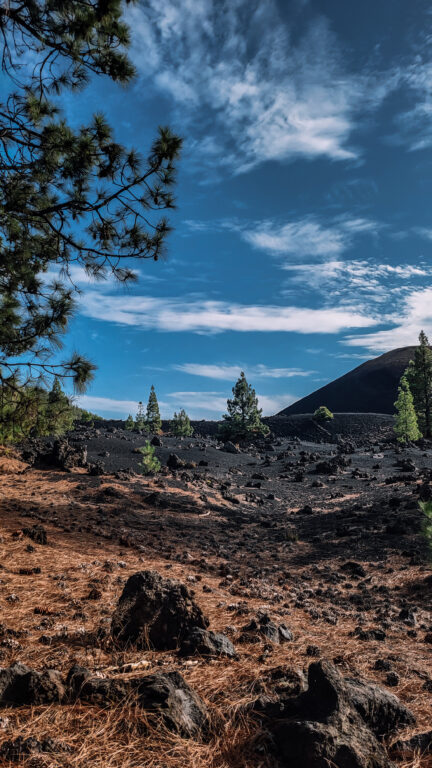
0;461;430;767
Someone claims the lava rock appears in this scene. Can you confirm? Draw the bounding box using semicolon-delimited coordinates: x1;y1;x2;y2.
22;524;47;545
0;663;65;705
270;660;412;768
111;570;209;650
179;628;237;658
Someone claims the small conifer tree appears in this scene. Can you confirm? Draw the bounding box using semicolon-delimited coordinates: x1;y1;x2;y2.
125;414;134;431
405;331;432;438
171;409;193;437
45;377;75;435
220;372;269;441
313;406;334;422
138;441;161;475
394;375;421;444
145;386;162;434
135;401;146;430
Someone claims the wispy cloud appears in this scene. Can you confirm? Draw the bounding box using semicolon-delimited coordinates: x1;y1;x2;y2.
166;390;296;417
79;291;377;334
173;363;315;379
125;0;390;173
344;287;432;352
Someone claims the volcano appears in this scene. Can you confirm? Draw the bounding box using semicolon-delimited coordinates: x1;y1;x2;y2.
278;346;420;416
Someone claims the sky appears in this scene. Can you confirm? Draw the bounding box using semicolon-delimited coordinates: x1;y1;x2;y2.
52;0;432;419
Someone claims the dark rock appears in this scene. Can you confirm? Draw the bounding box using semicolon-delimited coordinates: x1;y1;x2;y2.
167;454;186;470
272;661;396;768
0;736;70;760
134;670;208;737
344;675;415;738
392;730;432;755
68;665;207;737
22;524;47;545
111;570;209;650
0;663;65;705
239;613;293;645
222;441;241;454
340;561;367;578
179;628;237;658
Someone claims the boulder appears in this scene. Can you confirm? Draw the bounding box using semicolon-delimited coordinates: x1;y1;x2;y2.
111;570;209;650
239;613;293;645
67;665;207;738
222;441;241;454
0;663;65;705
179;628;237;658
265;660;414;768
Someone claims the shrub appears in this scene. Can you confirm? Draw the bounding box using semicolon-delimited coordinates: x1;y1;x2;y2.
313;406;334;422
171;409;193;437
125;414;134;431
138;441;161;475
420;501;432;556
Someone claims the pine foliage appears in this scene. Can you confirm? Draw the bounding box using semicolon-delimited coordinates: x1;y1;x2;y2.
405;331;432;438
220;372;269;441
138;441;161;475
145;386;162;434
394;375;421;444
125;414;134;430
171;409;193;437
135;401;146;430
0;0;181;427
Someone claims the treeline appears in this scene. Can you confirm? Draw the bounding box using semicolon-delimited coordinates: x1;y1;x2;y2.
0;378;99;443
127;373;269;442
394;330;432;443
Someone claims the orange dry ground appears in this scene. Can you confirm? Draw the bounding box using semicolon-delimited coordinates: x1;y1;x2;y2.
0;454;430;768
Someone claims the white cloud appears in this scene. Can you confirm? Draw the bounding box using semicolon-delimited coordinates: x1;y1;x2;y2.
166;390;296;417
125;1;388;172
345;287;432;352
79;291;376;334
243;219;347;257
174;363;315;379
75;395;141;416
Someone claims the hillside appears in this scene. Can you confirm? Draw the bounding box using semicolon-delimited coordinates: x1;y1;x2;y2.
279;346;419;416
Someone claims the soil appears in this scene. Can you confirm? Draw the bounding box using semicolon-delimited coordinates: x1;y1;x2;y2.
0;417;431;768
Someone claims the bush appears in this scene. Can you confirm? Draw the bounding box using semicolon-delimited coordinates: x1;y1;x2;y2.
138;441;161;475
313;406;334;422
420;501;432;556
171;409;193;437
125;414;134;431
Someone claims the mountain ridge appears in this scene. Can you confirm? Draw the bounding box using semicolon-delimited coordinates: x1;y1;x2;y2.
278;346;420;416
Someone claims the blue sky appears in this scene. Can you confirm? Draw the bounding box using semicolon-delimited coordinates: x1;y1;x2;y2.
56;0;432;419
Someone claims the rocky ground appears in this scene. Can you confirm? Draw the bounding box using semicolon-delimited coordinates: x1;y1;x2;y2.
0;417;431;767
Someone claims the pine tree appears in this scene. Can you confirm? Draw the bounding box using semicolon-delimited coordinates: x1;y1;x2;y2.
171;409;193;437
138;441;161;475
145;386;162;434
125;414;134;431
135;401;146;430
45;377;74;435
0;1;181;412
405;331;432;438
220;372;269;441
394;375;421;444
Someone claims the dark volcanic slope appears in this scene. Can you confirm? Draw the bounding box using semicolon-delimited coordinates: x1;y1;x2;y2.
279;346;419;416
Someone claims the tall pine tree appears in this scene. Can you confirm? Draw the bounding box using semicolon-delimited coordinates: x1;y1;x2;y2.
0;1;181;407
220;372;269;441
405;330;432;438
145;386;162;434
394;375;421;444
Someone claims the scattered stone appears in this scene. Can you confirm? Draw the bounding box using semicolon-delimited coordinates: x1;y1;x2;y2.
111;570;209;650
179;628;237;658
